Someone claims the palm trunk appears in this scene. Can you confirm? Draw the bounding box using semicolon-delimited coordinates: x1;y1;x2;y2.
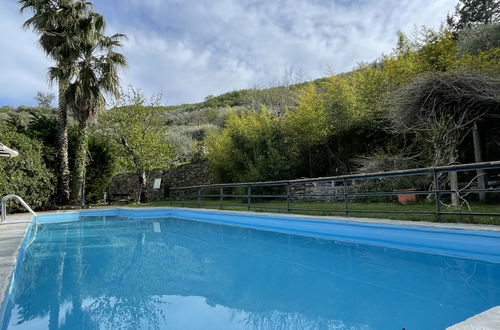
70;120;89;206
57;83;70;205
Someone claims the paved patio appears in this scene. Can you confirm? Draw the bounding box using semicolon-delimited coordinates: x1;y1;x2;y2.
0;214;30;310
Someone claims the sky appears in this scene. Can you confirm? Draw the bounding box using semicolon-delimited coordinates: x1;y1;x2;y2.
0;0;457;107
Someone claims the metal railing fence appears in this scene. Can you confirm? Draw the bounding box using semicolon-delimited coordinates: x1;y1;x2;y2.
169;161;500;221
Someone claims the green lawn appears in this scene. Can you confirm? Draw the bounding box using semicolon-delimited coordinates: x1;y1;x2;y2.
131;198;500;225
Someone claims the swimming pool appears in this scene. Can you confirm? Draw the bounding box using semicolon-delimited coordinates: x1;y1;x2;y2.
1;208;500;329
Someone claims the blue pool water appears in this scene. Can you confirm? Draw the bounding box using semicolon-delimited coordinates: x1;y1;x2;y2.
1;209;500;329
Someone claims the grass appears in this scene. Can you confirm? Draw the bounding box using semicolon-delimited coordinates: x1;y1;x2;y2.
130;198;500;225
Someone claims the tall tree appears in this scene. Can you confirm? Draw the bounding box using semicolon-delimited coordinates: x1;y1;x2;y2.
447;0;500;32
64;12;126;205
20;0;126;206
34;91;55;107
19;0;88;205
285;83;330;177
101;89;175;203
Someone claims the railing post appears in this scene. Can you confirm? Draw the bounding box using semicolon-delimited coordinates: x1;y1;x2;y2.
247;185;251;211
433;169;442;222
1;199;6;223
343;178;349;217
197;188;201;208
286;182;291;213
181;189;185;207
219;186;223;210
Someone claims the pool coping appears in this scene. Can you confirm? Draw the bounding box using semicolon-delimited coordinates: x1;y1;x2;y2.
447;306;500;329
0;214;31;319
32;205;500;231
2;206;500;328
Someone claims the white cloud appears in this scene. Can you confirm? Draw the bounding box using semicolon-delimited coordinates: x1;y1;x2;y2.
0;1;55;106
0;0;457;106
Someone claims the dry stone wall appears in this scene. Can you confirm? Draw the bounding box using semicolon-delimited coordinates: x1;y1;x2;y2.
106;161;214;202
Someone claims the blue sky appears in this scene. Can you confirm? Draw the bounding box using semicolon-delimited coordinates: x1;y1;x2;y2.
0;0;456;107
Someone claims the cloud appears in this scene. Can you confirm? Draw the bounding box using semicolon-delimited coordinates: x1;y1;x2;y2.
0;0;457;106
0;1;54;106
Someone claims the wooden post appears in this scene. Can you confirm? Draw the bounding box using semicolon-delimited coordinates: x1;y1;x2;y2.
472;121;487;201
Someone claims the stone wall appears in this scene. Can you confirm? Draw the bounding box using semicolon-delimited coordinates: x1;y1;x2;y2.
106;161;214;202
291;181;345;201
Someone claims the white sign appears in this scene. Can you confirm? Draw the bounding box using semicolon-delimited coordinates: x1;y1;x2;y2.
153;178;162;189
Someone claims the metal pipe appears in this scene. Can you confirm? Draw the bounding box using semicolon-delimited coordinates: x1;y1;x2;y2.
433;170;441;222
219;187;223;209
286;182;291;214
1;194;38;223
172;161;500;190
247;185;251;211
343;178;349;217
197;188;201;208
169;161;500;220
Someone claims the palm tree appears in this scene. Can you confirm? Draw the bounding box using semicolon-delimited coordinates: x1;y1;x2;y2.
65;14;127;205
20;1;126;206
19;0;89;205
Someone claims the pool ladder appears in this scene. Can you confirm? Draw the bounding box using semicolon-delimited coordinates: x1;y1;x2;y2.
1;194;38;223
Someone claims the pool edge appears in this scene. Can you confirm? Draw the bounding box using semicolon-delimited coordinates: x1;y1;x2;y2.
37;206;500;232
447;306;500;329
0;215;31;323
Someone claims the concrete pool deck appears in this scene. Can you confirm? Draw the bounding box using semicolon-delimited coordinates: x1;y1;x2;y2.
1;206;500;328
0;214;30;311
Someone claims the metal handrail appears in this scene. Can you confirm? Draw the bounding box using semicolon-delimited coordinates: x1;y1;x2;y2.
169;161;500;221
173;161;500;190
1;194;38;223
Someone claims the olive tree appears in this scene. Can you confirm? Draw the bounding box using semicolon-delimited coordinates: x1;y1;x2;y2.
457;22;500;55
100;89;175;203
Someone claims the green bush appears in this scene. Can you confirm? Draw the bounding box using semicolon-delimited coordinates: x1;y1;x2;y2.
84;134;116;204
201;90;250;108
0;127;55;211
206;107;296;183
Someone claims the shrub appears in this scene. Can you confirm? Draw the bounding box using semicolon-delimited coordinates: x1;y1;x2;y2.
206;107;296;182
167;124;218;163
85;134;116;204
0;127;54;211
201;90;251;108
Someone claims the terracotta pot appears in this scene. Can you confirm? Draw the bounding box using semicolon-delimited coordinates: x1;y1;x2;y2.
395;188;417;204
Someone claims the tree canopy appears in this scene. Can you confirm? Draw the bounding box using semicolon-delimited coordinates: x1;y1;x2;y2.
100;89;175;202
